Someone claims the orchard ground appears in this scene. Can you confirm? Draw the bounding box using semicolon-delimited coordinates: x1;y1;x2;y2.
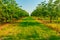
0;17;60;40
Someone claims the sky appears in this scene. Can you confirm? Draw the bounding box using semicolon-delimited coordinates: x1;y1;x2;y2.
15;0;48;14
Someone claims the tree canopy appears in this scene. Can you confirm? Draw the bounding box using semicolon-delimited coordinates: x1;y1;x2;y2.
0;0;29;24
31;0;60;22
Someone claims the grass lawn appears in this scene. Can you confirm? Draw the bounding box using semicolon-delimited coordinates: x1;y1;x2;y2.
0;17;60;40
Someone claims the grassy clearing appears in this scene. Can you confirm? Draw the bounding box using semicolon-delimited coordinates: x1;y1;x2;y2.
0;17;60;40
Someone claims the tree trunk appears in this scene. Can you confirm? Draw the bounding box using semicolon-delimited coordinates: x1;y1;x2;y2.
50;16;52;23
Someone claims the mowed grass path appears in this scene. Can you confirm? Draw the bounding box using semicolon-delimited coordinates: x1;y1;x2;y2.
0;17;60;40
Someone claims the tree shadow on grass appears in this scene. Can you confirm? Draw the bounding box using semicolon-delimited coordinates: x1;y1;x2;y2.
18;21;40;27
48;35;60;40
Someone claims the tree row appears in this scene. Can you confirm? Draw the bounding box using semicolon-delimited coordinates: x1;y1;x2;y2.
0;0;29;24
31;0;60;23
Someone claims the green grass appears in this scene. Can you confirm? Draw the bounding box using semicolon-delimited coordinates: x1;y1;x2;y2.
0;17;60;40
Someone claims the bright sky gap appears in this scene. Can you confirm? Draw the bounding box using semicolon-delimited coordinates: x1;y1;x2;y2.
16;0;48;14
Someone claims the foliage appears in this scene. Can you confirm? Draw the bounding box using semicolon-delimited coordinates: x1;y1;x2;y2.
31;0;60;23
0;0;29;24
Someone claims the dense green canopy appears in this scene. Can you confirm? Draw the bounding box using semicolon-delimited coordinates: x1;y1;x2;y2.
0;0;29;24
31;0;60;22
